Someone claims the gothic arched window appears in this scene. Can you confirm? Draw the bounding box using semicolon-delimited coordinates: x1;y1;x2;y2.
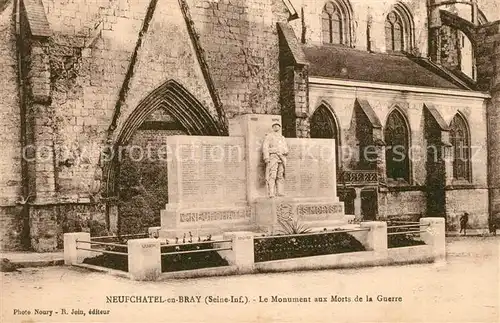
385;12;404;51
310;104;340;170
384;3;414;52
321;0;352;46
384;109;410;182
450;114;471;181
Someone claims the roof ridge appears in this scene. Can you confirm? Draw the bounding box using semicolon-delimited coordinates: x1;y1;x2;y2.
302;45;464;90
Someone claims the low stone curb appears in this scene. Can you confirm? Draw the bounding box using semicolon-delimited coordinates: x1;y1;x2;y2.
445;230;498;237
1;252;64;270
14;259;64;268
1;258;64;271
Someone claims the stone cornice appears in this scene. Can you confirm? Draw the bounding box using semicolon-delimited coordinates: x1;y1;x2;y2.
309;77;491;100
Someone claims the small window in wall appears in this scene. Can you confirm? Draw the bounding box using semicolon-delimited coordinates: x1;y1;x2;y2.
384;109;410;182
450;113;471;181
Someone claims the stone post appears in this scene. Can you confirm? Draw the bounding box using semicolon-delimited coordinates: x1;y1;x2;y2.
444;147;455;187
127;238;161;281
63;232;91;265
354;188;362;220
420;217;446;261
26;39;59;252
222;231;255;273
360;221;388;255
373;128;386;185
428;0;442;63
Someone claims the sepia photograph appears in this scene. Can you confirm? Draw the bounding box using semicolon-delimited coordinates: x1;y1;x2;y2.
0;0;499;321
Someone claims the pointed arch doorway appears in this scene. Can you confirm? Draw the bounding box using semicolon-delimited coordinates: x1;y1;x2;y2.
102;80;227;235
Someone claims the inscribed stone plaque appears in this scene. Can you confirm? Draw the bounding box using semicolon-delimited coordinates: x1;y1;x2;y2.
297;203;344;220
166;136;247;206
284;138;337;198
179;207;253;223
228;115;337;201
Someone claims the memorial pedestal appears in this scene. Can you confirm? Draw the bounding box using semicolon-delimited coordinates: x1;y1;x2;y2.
156;114;352;238
253;197;351;234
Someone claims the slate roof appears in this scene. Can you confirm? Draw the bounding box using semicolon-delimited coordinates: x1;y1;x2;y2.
424;103;450;131
22;0;51;37
355;98;382;128
277;22;308;66
302;44;465;90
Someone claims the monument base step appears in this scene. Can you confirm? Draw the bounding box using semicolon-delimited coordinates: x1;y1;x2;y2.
256;218;356;235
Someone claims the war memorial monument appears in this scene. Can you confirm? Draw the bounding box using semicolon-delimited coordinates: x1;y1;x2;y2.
156;114;350;238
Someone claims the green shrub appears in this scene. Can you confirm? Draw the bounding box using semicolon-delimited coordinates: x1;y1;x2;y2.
161;242;228;272
89;220;108;237
82;240;229;273
254;232;366;262
82;244;128;272
387;234;426;248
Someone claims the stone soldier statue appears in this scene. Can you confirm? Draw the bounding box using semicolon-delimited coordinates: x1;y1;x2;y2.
262;122;288;198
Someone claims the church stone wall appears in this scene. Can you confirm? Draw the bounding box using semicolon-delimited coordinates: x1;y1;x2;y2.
477;21;500;227
446;189;489;230
1;0;499;250
309;85;488;187
0;1;24;250
289;0;429;55
36;0;289;200
188;0;289;118
309;84;489;223
0;0;291;251
378;190;426;220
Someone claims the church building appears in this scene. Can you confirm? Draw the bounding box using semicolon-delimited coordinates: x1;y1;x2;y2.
0;0;499;251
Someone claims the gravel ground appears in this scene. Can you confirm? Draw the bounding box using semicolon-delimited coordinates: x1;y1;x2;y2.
1;236;498;323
